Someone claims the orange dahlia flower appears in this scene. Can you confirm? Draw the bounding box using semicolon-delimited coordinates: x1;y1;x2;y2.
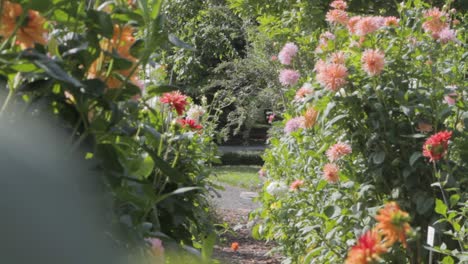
345;229;387;264
231;242;239;251
375;202;411;247
303;107;318;129
0;1;48;49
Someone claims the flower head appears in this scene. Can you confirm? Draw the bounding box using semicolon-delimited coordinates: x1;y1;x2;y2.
345;230;387;264
375;202;411;247
422;130;452;162
284;117;305;134
266;181;288;196
294;83;314;101
323;163;340;183
231;242;239;251
361;49;385;76
438;28;456;43
186;105;205;122
326;9;349;25
290;179;304;191
279;69;300;86
330;0;348;10
160;91;188;115
316;63;348;92
422;8;448;34
354;16;384;36
178;118;202;130
267;113;276;123
303;107;318;129
329;51;346;65
0;1;48;49
278;42;299;65
347;16;362;34
146;238;165;256
326;142;352;162
384;16;400;27
258;168;267;178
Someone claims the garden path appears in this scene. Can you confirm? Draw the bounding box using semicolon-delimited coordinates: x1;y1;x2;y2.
211;184;281;264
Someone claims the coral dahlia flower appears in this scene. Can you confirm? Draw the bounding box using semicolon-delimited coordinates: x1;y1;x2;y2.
326;142;352;162
0;1;48;49
384;16;400;27
347;16;362;34
326;9;349;25
422;8;448;35
294;83;314;101
422;130;452;162
330;0;348;10
316;63;348;92
345;230;387;264
329;51;346;65
290;179;304;191
375;202;411;247
354;16;384;36
323;163;340;183
279;69;300;86
160;91;188;115
361;49;385;76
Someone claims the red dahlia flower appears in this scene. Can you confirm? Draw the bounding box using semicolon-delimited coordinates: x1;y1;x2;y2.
160;91;188;115
345;230;387;264
178;118;202;130
422;130;452;162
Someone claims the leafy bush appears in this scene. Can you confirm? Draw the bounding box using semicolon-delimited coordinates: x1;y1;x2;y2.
0;0;221;261
253;0;467;263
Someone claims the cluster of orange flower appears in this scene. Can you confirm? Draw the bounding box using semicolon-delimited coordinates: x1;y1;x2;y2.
345;202;411;264
87;24;141;90
0;1;48;49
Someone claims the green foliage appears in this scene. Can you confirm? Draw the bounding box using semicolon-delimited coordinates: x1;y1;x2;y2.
253;1;467;263
0;0;221;261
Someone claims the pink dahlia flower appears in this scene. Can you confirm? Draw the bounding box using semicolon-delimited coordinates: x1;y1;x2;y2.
347;16;362;34
438;28;456;43
146;238;165;256
278;42;299;65
361;49;385;76
323;163;340;183
422;130;452;162
284;117;305;134
326;142;352;162
279;69;300;86
160;91;188;115
316;63;348;92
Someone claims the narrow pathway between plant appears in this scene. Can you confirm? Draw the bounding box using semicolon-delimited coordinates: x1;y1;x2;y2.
212;184;281;264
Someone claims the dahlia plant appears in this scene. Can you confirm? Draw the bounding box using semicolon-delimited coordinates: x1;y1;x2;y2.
254;0;467;262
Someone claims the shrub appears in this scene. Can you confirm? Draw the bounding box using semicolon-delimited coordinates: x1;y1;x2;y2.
253;0;467;263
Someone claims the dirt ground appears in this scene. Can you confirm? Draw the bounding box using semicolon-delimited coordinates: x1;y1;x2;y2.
210;182;282;264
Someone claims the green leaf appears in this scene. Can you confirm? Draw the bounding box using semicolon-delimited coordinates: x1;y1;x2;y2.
201;232;216;261
323;205;341;219
20;50;82;87
435;199;447;216
409;152;422;166
30;0;53;12
133;155;154;179
449;194;460;207
150;0;163;19
87;10;114;38
154;187;201;204
441;256;454;264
